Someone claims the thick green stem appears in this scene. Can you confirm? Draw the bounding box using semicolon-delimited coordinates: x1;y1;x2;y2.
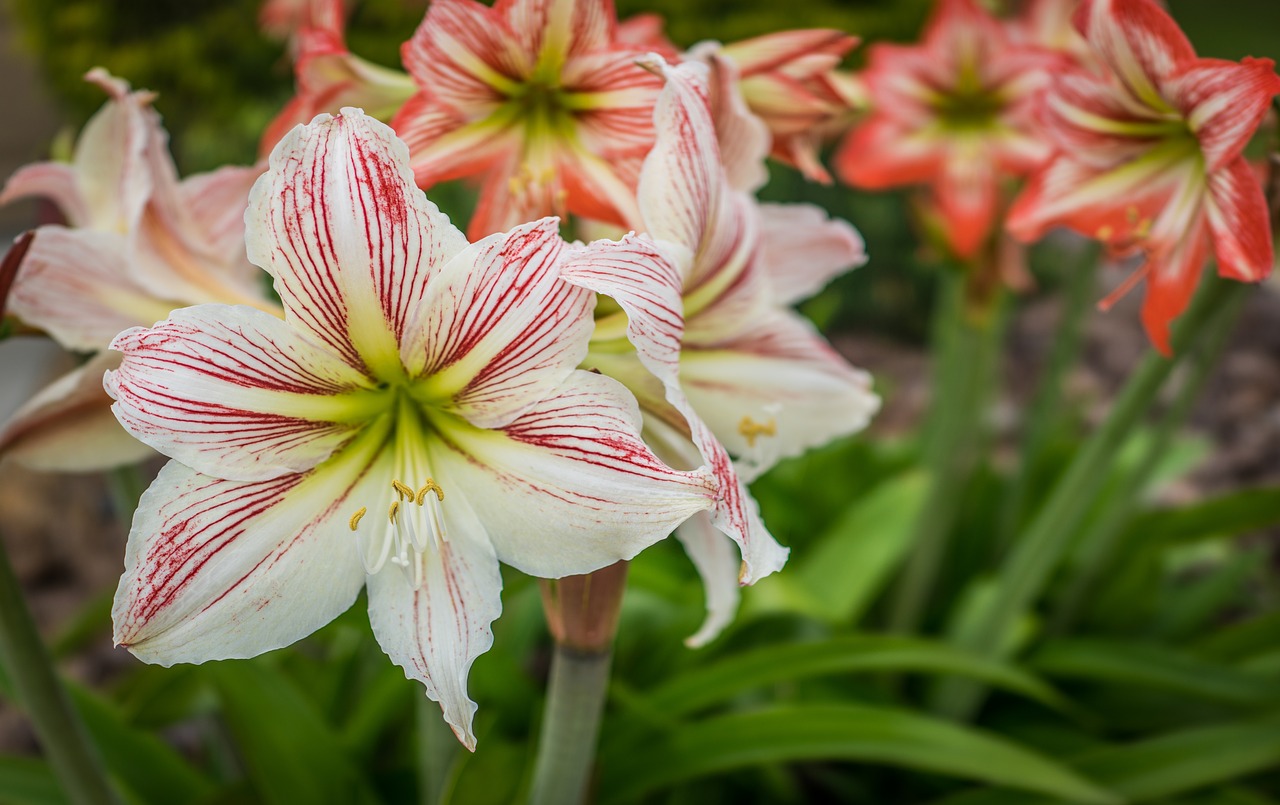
528;645;614;805
932;276;1246;719
0;541;118;805
1049;286;1244;634
996;243;1100;550
889;270;1003;633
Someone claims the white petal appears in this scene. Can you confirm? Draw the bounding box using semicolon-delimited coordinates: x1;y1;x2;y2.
112;440;387;664
428;370;718;579
406;218;594;429
676;510;742;648
246;110;468;376
367;483;501;752
756;203;867;306
106;305;377;482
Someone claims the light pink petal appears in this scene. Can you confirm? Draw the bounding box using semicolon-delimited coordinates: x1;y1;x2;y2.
429;369;719;579
1205;157;1274;283
756;203;866;305
0;352;153;472
406;218;593;429
682;308;880;482
675;510;741;648
702;50;771;195
246;110;469;377
72;69;158;234
106;305;375;482
1165;57;1280;173
8;227;174;352
1075;0;1195;108
112;451;378;665
0;163;90;227
366;484;500;752
559;235;788;584
178;165;264;267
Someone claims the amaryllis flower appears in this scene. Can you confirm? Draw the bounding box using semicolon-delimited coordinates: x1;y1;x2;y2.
1007;0;1280;353
106;110;722;748
260;0;416;154
695;29;861;184
835;0;1056;259
391;0;666;238
0;70;272;471
562;58;878;645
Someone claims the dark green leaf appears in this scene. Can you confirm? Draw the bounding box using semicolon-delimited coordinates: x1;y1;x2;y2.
599;704;1117;805
0;755;67;805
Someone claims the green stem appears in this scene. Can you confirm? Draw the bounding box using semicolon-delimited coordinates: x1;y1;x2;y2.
528;645;613;805
996;243;1100;550
417;691;459;805
932;275;1246;719
888;270;1004;633
0;541;118;805
1049;285;1245;635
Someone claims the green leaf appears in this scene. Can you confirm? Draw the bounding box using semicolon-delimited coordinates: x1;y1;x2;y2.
68;683;213;805
1121;488;1280;550
598;704;1118;805
212;660;380;805
935;714;1280;804
632;635;1070;720
745;472;927;624
0;755;67;805
1030;640;1278;707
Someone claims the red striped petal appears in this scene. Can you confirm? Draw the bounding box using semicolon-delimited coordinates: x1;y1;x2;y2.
1206;156;1274;282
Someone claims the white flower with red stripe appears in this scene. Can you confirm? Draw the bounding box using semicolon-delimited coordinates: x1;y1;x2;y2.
561;59;879;646
391;0;666;238
0;70;270;471
1008;0;1280;353
105;109;719;749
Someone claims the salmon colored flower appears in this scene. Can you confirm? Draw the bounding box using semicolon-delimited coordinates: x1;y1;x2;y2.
1007;0;1280;353
260;0;416;154
835;0;1055;259
0;70;272;471
106;110;720;748
561;58;878;644
391;0;665;238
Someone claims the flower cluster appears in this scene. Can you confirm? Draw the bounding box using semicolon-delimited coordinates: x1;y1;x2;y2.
0;0;1274;750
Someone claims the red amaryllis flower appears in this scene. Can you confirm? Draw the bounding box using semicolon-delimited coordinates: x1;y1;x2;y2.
391;0;666;238
1007;0;1280;353
835;0;1056;259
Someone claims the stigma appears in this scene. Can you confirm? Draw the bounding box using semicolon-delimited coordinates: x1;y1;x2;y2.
348;478;448;587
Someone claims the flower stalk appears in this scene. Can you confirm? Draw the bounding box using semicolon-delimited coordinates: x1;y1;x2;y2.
889;266;1004;633
932;273;1248;719
0;542;119;805
530;561;629;805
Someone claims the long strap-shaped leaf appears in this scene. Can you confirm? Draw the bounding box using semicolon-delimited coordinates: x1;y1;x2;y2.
598;703;1118;805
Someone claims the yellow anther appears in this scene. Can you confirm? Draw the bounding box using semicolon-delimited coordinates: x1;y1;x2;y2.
392;480;416;501
417;480;445;504
1134;218;1153;239
1096;225;1114;241
508;175;524;195
738;416;777;448
348;507;367;531
388;500;400;524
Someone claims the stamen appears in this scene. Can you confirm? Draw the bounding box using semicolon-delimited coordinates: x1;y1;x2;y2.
738;416;777;448
392;480;416;501
417;479;445;504
1098;260;1153;311
348;507;367;531
388;499;401;524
